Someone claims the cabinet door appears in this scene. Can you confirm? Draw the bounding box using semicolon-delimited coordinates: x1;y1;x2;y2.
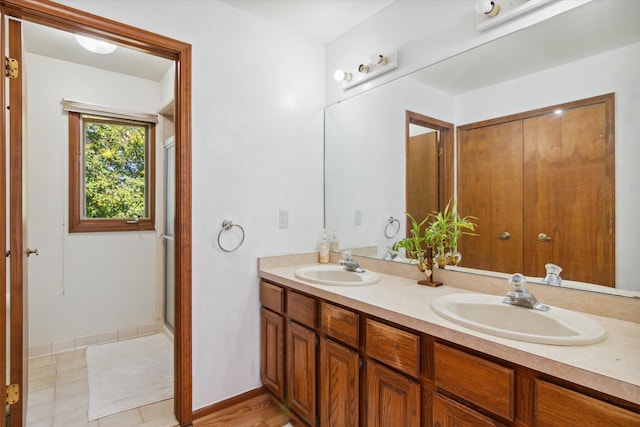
260;308;284;399
458;121;524;273
366;360;420;427
433;393;504;427
319;338;359;427
535;380;640;427
286;321;316;425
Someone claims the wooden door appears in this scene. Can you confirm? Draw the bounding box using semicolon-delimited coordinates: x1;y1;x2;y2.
261;308;284;400
458;121;524;273
407;131;439;227
366;360;420;427
286;321;316;425
7;18;27;427
432;393;504;427
523;100;614;286
319;338;359;427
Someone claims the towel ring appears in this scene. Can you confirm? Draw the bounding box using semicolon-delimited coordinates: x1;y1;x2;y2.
385;216;401;238
217;220;245;252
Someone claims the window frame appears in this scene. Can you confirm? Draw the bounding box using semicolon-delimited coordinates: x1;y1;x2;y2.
68;111;156;233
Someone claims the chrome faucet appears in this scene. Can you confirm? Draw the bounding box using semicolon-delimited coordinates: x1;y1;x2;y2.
503;273;549;312
340;250;365;273
541;263;562;286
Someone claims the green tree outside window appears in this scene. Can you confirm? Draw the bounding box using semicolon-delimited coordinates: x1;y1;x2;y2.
83;118;148;219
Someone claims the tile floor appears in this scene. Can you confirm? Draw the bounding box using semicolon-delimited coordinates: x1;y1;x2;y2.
26;348;179;427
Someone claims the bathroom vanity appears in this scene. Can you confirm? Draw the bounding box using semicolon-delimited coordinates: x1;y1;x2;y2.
258;254;640;426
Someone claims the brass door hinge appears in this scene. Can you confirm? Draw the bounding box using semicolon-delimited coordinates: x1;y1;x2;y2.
5;57;18;79
6;383;19;405
437;147;444;156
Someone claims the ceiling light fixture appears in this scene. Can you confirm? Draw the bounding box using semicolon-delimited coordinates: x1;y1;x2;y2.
335;50;398;90
75;34;117;54
475;0;501;18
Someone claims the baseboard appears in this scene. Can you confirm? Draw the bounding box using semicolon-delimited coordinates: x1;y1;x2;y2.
192;386;266;421
28;321;160;358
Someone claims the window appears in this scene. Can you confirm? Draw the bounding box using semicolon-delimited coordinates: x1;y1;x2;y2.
69;111;155;232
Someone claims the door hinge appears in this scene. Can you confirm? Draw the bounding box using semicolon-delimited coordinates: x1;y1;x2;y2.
5;57;18;79
6;384;19;405
437;147;444;156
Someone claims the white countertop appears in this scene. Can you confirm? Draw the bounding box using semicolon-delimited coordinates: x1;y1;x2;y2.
259;262;640;406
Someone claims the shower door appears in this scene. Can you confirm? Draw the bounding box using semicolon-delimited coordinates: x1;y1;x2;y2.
163;137;175;330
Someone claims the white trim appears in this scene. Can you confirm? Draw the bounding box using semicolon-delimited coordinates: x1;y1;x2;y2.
62;98;158;123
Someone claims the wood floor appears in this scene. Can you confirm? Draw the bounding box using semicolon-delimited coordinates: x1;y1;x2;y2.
193;392;306;427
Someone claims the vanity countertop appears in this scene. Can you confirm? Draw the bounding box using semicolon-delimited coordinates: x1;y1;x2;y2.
259;262;640;407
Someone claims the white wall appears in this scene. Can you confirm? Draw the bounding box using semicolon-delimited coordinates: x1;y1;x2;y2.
25;53;162;351
455;42;640;291
57;0;326;410
325;0;588;105
325;78;453;256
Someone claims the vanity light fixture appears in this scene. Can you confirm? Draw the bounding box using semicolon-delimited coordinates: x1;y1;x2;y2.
334;70;352;82
335;50;398;90
475;0;501;18
75;34;117;54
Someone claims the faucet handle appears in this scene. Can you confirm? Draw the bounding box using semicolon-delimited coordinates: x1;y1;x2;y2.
342;250;353;260
508;273;527;292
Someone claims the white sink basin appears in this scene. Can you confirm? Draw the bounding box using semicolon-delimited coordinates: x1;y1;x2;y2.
295;265;380;286
431;293;606;345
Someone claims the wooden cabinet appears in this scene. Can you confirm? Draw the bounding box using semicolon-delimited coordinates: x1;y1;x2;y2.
286;320;316;425
458;94;615;286
319;337;359;427
535;379;640;427
433;393;504;427
434;343;514;421
366;360;420;427
259;279;639;427
260;307;284;399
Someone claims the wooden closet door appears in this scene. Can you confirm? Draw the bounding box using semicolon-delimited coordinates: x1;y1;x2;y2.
524;102;614;286
458;121;523;273
407;131;439;227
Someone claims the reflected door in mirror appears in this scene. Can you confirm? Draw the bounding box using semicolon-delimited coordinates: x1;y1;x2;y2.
458;94;614;287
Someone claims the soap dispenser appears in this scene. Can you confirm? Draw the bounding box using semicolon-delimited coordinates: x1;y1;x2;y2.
329;229;340;252
318;229;330;263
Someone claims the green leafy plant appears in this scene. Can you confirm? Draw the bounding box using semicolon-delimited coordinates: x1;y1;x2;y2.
447;199;478;253
392;212;430;259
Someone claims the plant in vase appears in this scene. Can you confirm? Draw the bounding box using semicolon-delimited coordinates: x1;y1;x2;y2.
446;200;477;266
426;205;451;269
392;213;441;286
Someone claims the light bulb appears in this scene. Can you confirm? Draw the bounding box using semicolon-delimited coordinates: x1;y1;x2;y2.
475;0;500;17
334;70;352;82
370;54;388;65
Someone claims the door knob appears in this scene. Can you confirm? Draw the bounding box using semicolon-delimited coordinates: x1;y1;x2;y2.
497;231;510;240
537;233;552;242
26;248;39;257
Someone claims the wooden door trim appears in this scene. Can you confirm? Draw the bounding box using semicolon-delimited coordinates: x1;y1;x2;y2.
0;9;6;427
0;0;193;424
405;111;454;235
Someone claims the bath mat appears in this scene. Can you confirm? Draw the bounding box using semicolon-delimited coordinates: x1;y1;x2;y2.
86;333;173;420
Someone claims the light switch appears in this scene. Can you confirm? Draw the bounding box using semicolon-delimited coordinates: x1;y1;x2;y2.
279;210;288;229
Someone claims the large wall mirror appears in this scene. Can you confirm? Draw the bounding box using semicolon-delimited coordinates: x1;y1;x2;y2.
324;0;640;295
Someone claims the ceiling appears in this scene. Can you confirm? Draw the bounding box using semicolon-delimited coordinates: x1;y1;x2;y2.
411;0;640;94
21;0;394;82
219;0;394;43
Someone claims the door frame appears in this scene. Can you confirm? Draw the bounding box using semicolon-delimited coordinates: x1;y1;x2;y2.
1;0;192;424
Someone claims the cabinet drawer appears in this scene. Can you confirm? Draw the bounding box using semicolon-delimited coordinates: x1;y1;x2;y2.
260;281;283;313
434;343;514;421
535;379;640;426
366;319;420;377
320;301;359;348
288;291;316;328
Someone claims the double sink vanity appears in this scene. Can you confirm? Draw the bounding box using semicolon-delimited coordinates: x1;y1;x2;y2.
258;252;640;426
